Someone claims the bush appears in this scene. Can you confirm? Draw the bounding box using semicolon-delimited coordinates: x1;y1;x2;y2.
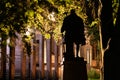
87;68;100;79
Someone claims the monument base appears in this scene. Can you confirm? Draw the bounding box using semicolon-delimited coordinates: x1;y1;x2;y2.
63;57;88;80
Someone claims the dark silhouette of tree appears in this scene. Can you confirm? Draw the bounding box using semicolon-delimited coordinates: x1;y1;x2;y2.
101;0;120;80
0;37;7;80
100;0;114;49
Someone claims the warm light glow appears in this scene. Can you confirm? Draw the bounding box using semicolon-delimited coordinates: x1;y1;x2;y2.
48;12;55;22
25;27;33;36
26;31;30;36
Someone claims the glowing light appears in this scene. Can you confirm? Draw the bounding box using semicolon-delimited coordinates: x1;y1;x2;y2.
48;12;55;22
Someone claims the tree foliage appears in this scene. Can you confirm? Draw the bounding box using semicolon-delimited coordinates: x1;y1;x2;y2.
0;0;119;43
0;0;28;41
112;0;119;25
0;0;87;44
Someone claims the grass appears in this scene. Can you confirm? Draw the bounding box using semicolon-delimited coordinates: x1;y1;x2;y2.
88;78;100;80
87;68;100;80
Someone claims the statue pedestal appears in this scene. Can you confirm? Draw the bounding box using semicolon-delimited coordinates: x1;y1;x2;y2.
63;57;88;80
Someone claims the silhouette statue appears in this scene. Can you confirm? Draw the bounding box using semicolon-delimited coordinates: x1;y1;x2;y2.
61;9;86;61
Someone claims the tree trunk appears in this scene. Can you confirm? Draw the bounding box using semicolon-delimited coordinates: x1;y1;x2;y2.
92;42;97;60
100;0;114;49
32;38;36;80
103;2;120;80
0;37;7;80
98;0;104;80
100;0;114;80
9;37;15;80
39;35;45;80
50;35;53;79
56;44;60;80
46;39;52;80
21;43;26;80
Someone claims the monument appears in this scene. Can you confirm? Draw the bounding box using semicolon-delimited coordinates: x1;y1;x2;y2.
61;9;88;80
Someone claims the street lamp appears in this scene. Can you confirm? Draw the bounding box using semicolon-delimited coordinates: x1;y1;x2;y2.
26;26;37;80
25;27;33;80
47;11;56;79
48;11;56;36
48;12;55;22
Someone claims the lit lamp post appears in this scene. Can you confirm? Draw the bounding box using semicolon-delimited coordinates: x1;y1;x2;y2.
48;11;56;38
48;12;55;22
48;11;57;79
26;41;31;80
24;27;33;80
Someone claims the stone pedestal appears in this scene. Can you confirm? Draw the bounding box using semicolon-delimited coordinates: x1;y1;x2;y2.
63;57;88;80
